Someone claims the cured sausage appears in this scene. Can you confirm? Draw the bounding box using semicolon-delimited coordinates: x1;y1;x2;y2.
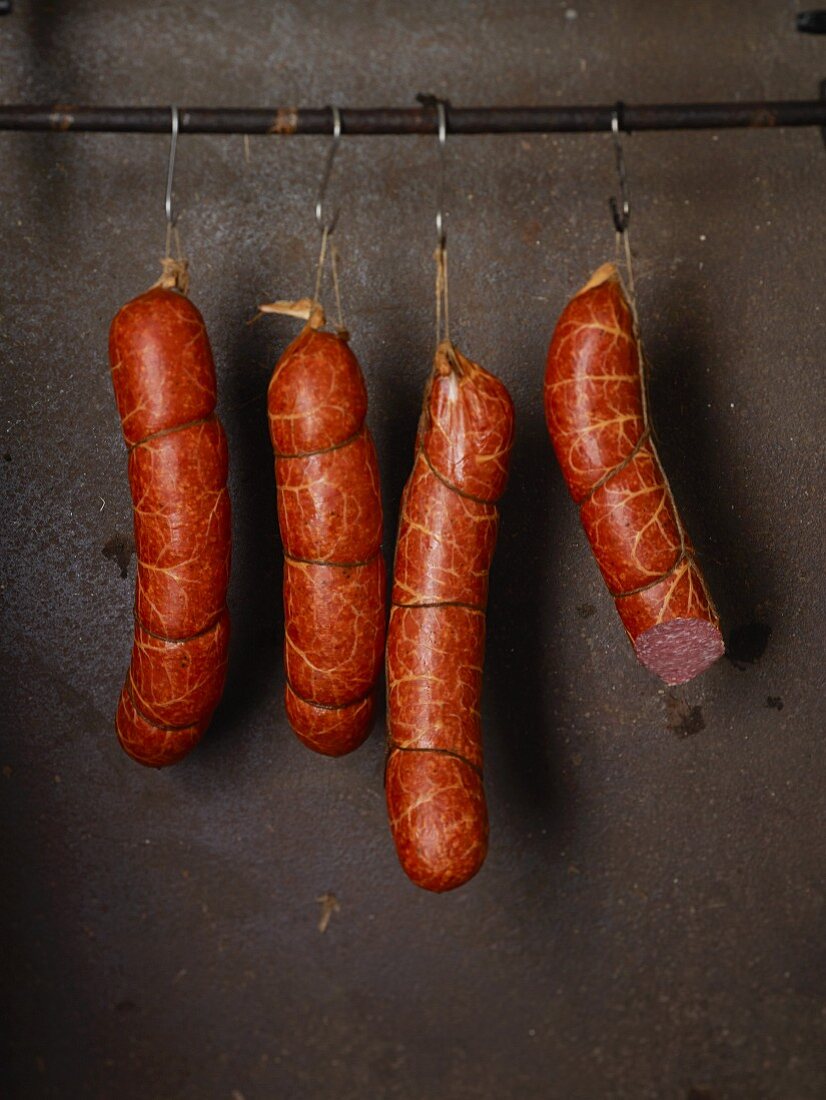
268;318;385;755
386;339;515;892
545;262;724;684
109;281;231;767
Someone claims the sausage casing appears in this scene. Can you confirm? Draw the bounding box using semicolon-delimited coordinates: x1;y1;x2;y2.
545;263;724;683
386;340;515;892
109;286;231;766
268;324;385;755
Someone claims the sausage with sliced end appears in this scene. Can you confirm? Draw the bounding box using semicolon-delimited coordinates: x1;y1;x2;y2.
109;284;231;767
544;262;724;684
386;340;515;892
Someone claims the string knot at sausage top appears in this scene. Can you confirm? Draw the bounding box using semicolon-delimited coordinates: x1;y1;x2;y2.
423;340;515;503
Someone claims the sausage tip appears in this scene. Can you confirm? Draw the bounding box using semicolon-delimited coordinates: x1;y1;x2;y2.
285;686;374;756
387;753;489;893
116;688;207;768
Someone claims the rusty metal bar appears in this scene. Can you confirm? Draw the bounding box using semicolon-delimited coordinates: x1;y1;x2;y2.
0;100;825;135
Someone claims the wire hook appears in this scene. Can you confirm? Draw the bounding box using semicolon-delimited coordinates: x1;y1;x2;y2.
315;105;342;236
165;104;179;230
609;102;630;234
435;100;447;247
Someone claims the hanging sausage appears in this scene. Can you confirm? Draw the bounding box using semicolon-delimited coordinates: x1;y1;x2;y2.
261;109;386;755
110;109;231;766
544;114;724;684
385;102;516;892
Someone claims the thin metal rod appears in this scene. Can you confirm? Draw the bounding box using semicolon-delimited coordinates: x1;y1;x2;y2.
0;100;825;135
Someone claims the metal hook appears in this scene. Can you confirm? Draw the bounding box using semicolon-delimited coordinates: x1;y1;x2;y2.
609;102;630;234
165;105;179;229
315;105;342;235
414;94;449;244
435;100;447;246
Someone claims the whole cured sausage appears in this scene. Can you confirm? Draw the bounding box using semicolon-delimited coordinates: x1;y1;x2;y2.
109;279;231;767
545;262;724;684
268;318;385;755
386;339;515;892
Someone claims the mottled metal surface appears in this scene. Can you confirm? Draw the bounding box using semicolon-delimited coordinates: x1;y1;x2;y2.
1;3;824;1098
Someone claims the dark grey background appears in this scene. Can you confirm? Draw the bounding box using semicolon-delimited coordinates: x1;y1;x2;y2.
1;3;824;1098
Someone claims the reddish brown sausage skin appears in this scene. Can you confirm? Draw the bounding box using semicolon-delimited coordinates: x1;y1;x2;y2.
386;340;515;892
109;286;231;767
545;263;724;683
268;324;385;756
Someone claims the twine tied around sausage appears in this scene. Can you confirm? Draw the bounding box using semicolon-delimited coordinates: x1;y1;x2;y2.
429;96;452;353
311;223;347;336
613;258;692;594
609;105;637;313
153;221;189;295
153;106;189;295
606;104;693;597
258;103;349;339
434;238;450;348
258;228;347;337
